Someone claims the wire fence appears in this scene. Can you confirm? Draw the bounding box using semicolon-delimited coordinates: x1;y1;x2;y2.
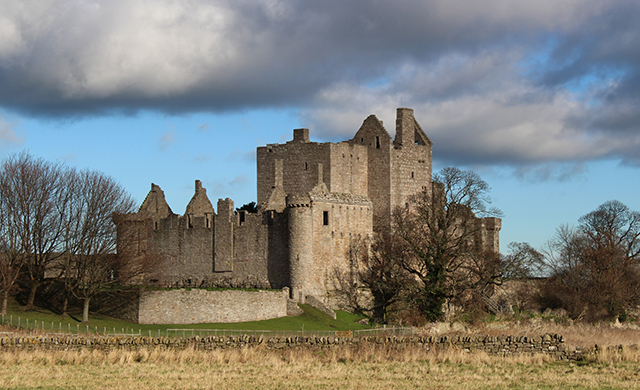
0;314;413;339
0;315;143;337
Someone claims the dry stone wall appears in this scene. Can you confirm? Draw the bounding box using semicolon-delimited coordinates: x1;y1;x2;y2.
0;333;604;361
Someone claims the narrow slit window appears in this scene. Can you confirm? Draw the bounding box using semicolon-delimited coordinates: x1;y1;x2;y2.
323;211;329;226
376;136;380;149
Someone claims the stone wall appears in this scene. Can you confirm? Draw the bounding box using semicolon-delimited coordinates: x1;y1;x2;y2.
0;333;602;361
137;288;290;324
152;213;214;284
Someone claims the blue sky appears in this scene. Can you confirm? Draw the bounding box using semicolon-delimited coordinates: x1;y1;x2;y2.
1;0;639;251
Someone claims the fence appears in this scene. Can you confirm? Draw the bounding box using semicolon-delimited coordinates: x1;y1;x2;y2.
0;314;413;339
165;327;413;338
0;315;142;337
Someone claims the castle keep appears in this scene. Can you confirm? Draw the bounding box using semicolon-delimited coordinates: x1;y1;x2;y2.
116;108;501;308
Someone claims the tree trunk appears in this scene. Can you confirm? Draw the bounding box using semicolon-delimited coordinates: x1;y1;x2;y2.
61;295;68;317
82;296;91;323
22;281;39;311
1;290;8;315
372;293;387;324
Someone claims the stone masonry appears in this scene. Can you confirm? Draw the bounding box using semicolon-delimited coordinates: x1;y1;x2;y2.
0;333;601;361
137;288;290;324
115;108;502;317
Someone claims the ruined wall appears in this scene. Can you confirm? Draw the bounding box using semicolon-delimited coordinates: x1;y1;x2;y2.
327;142;368;196
308;194;373;304
478;217;502;253
137;288;290;324
257;132;370;207
226;211;270;287
350;115;392;230
213;198;234;273
257;137;332;206
389;108;433;216
149;214;214;285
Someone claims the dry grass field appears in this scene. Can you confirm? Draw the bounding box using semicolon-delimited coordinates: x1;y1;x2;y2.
1;322;640;389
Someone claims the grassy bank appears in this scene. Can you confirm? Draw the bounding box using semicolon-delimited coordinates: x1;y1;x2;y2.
1;297;371;336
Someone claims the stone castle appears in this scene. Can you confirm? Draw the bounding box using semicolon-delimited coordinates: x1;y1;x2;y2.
116;108;501;308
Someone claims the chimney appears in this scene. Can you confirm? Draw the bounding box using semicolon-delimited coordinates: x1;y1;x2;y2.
395;108;415;146
293;128;310;143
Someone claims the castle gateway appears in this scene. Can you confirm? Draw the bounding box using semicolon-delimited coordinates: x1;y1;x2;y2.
116;108;501;308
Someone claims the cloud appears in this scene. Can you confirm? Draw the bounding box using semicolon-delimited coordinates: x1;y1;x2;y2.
0;115;24;148
229;149;256;162
198;123;210;132
157;131;174;151
192;154;212;163
206;175;248;196
0;0;639;170
229;175;248;187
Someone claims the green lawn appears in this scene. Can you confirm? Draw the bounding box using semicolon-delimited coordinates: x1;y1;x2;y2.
1;297;372;336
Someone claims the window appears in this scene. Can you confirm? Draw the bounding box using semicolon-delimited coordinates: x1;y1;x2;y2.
411;171;414;179
376;136;380;149
304;162;308;170
323;211;329;226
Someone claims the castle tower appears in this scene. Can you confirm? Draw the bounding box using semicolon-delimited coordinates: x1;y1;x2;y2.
287;194;313;302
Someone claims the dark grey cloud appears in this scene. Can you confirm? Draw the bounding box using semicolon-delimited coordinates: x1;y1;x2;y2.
1;0;639;169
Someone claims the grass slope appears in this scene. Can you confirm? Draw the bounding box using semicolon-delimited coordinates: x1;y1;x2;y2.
1;297;370;335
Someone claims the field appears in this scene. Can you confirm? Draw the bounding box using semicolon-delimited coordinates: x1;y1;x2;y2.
1;342;640;389
2;298;640;389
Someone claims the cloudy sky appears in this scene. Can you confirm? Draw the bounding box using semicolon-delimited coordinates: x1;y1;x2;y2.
1;0;639;250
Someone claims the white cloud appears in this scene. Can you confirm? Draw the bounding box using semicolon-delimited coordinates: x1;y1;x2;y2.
0;115;24;148
0;0;639;171
157;131;174;151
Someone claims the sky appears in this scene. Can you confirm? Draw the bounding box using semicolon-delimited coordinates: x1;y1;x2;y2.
0;0;639;251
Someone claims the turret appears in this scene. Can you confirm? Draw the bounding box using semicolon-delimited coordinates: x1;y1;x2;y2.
286;194;313;302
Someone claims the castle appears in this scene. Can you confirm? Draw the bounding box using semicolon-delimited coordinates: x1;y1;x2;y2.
116;108;501;308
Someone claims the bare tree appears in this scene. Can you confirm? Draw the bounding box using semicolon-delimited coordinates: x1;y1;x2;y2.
61;169;137;323
0;153;71;311
543;201;640;320
359;231;412;324
0;172;27;314
501;242;546;280
393;167;502;320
